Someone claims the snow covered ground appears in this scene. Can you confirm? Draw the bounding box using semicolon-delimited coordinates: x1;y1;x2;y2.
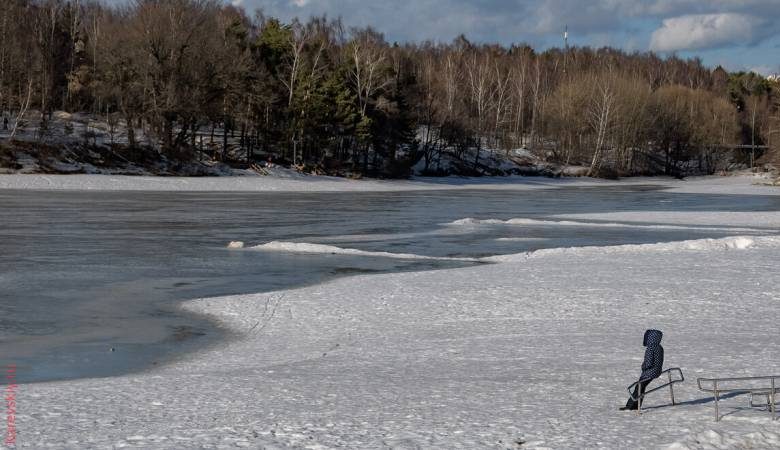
0;170;623;192
0;171;777;194
9;235;780;449
4;175;780;449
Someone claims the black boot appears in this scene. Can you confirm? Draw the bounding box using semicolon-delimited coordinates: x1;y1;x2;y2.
620;400;638;411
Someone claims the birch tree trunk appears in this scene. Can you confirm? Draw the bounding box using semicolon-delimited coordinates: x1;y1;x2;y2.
587;80;615;176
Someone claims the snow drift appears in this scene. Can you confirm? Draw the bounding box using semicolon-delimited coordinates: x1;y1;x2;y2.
667;428;780;449
446;217;770;233
487;235;780;263
231;235;780;265
244;241;478;262
226;241;245;249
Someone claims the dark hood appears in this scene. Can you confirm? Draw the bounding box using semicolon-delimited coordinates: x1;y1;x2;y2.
643;329;663;347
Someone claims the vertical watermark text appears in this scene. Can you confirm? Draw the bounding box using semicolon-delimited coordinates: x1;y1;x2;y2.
5;364;16;447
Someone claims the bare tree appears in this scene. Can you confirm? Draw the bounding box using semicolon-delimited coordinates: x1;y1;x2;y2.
348;28;391;118
281;19;309;108
529;57;543;151
10;78;33;139
492;59;511;153
510;49;529;149
465;50;494;169
587;76;616;176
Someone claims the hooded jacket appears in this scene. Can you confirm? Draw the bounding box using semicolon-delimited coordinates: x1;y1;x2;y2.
639;329;664;381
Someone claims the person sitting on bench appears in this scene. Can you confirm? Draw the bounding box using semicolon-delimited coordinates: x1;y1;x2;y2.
621;329;664;411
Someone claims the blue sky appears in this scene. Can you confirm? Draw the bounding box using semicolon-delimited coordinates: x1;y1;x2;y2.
114;0;780;75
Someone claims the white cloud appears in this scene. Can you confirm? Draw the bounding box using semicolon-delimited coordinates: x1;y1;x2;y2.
650;13;764;52
749;66;774;76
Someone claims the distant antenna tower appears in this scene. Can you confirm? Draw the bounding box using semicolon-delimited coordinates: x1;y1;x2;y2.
564;25;569;74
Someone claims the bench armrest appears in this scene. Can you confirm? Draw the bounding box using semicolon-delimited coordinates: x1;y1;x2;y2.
627;368;684;400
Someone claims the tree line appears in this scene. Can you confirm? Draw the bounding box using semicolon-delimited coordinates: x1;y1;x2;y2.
1;0;778;177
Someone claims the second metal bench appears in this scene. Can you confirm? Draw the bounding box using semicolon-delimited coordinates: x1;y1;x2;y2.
697;375;779;422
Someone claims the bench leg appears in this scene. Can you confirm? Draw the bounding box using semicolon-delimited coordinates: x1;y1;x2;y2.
714;384;720;422
669;371;676;406
772;380;776;421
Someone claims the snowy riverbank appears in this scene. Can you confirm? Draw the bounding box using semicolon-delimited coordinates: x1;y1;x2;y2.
0;171;777;194
5;175;780;449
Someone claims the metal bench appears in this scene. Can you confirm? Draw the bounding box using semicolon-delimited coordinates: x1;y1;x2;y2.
697;376;779;422
627;368;685;415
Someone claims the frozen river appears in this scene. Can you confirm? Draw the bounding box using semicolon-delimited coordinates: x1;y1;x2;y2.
2;185;779;383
